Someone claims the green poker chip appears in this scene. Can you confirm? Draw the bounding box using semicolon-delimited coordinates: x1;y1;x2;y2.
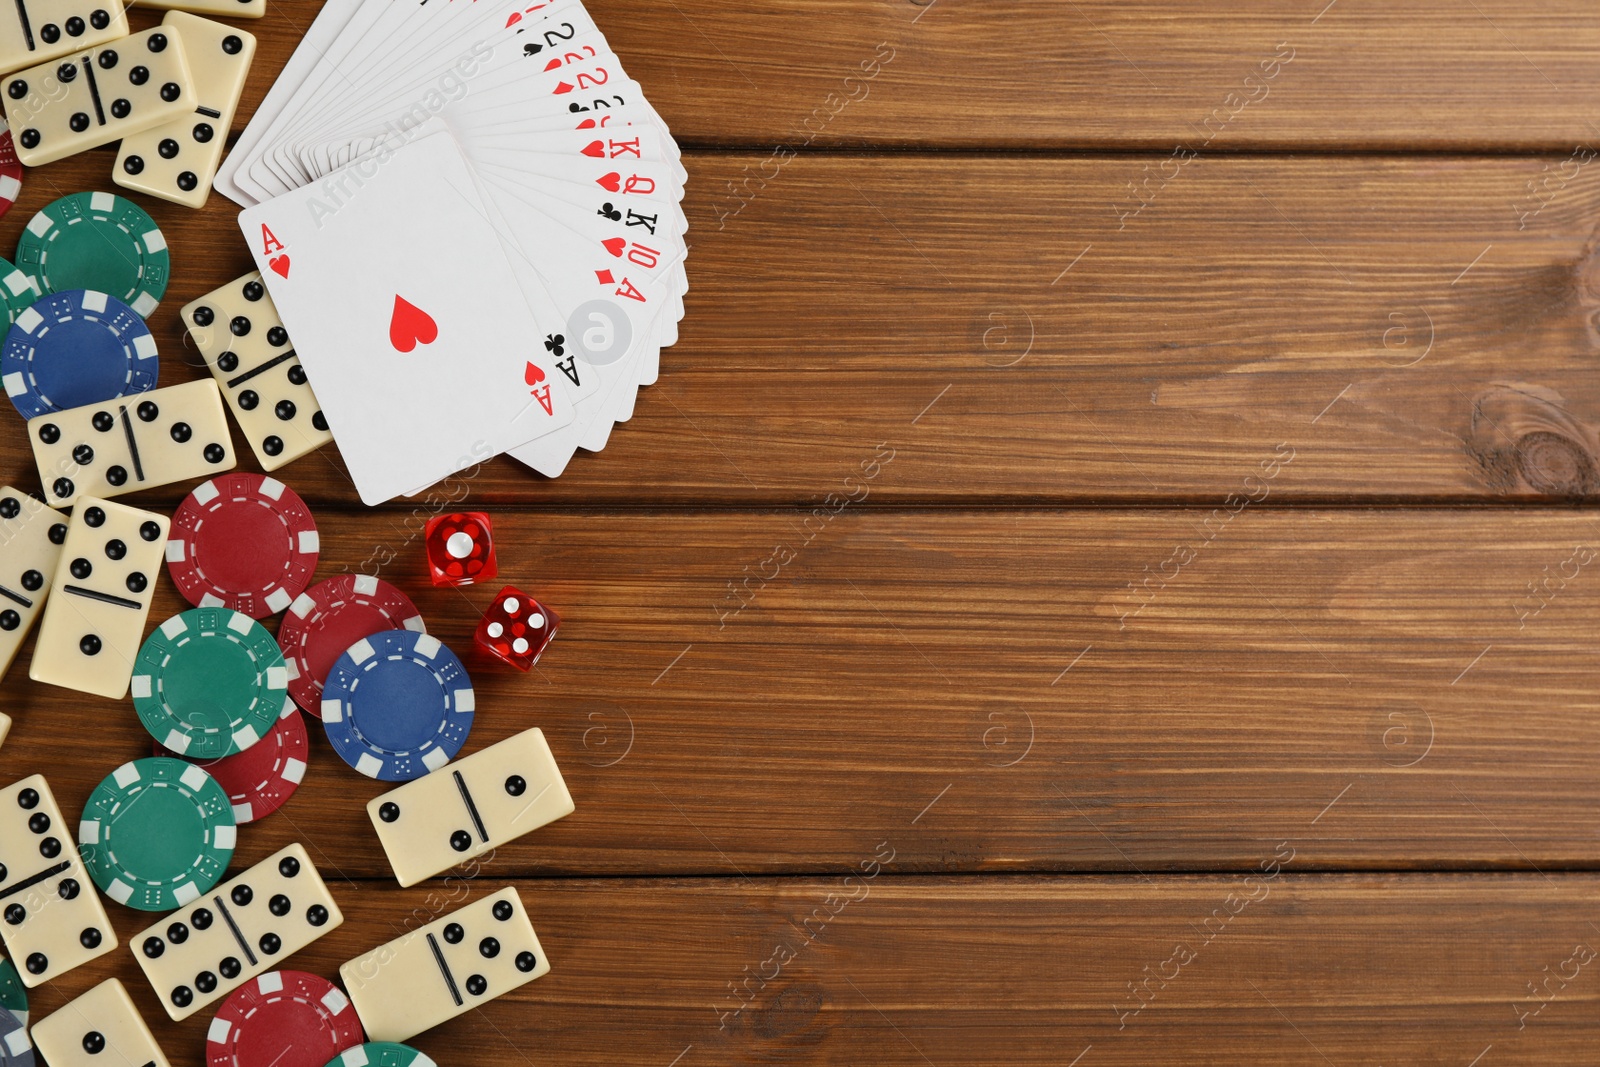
79;757;236;912
15;191;170;316
325;1044;436;1067
132;608;290;759
0;958;25;1027
0;257;36;331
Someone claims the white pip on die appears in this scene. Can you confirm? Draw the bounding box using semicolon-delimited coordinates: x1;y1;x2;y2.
132;843;343;1021
6;25;195;167
368;727;574;887
31;979;172;1067
0;0;126;79
340;886;549;1042
182;272;331;470
0;486;66;682
28;497;168;700
116;13;255;209
28;378;234;509
0;775;118;987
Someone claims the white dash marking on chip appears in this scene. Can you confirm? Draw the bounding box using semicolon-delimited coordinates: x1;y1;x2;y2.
227;611;252;635
160;615;189;638
259;477;285;500
422;748;450;771
193;479;220;505
353;574;378;595
283;757;307;784
81;290;108;313
266;588;291;614
180;764;209;790
414;634;441;659
213;824;236;849
165;540;187;562
207;1018;232;1044
113;762;141;787
174;881;199;906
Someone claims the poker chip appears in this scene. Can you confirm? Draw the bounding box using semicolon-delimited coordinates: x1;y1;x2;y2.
0;123;23;220
208;971;364;1067
155;702;309;823
0;959;25;1029
321;630;474;780
167;474;320;618
277;574;425;714
15;192;170;315
0;258;35;333
324;1045;433;1067
79;757;236;912
0;1006;27;1067
131;608;292;759
1;289;155;418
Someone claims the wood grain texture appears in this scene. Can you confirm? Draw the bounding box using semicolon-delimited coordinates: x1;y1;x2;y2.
14;874;1600;1067
7;153;1600;505
214;1;1600;150
4;509;1598;875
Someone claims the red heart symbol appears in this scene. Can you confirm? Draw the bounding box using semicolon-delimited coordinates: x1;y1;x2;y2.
269;254;290;279
576;119;596;129
389;295;438;353
543;57;560;71
524;361;546;386
597;172;621;191
505;11;521;26
581;141;604;158
553;80;574;94
601;237;625;258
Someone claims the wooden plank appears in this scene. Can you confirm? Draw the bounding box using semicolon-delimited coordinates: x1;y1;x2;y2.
5;509;1598;875
17;874;1600;1066
2;153;1599;506
215;1;1600;150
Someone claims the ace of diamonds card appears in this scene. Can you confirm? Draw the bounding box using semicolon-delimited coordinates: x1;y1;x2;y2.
239;132;573;504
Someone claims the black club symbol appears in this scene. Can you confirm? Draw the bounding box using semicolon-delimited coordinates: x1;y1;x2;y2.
597;202;622;221
545;334;565;357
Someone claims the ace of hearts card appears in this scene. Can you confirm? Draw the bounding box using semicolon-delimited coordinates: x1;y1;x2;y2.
238;132;573;504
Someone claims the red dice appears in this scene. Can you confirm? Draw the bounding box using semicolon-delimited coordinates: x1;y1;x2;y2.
475;585;559;670
425;512;498;587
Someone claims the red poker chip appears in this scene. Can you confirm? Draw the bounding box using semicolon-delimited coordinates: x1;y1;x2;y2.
168;473;320;619
153;702;308;823
277;573;426;714
207;970;364;1067
0;123;21;218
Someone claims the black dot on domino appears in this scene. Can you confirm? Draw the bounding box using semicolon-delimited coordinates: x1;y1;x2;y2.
27;813;47;834
84;506;105;527
269;893;290;916
24;952;46;975
126;572;147;593
259;932;281;954
450;830;471;852
98;49;116;69
69;113;89;132
219;958;240;979
193;121;213;142
90;9;109;28
443;923;464;944
275;400;296;421
83;1032;105;1054
64;15;82;34
270;327;290;347
217;352;238;372
192;305;215;326
18;129;37;149
306;904;329;926
79;926;100;948
204;443;226;463
0;612;16;631
516;951;538;972
129;65;147;85
56;62;74;81
262;436;283;456
465;975;487;996
79;634;101;656
177;172;197;191
72;444;92;465
4;905;22;926
160;82;181;102
479;937;500;958
110;99;129;119
313;412;328;431
239;390;258;410
195;971;217;994
148;33;167;51
123;155;144;175
59;878;79;899
39;25;57;44
169;421;190;442
158;138;179;159
7;80;25;99
223;35;243;54
231;315;251;336
171;986;192;1008
91;411;112;431
138;401;159;421
379;802;400;822
142;936;164;958
104;538;125;560
140;521;161;542
69;558;91;579
493;900;513;921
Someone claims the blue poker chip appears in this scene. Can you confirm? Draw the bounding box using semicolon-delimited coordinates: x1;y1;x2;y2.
320;630;475;780
1;288;156;418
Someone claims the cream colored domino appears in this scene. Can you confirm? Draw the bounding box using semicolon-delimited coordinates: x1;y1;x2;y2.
32;979;171;1067
0;0;126;78
0;487;66;682
369;727;574;887
0;715;9;749
27;378;235;509
5;25;195;167
115;14;255;209
27;497;168;700
132;843;342;1021
341;886;549;1042
135;0;262;18
0;775;118;986
182;273;331;470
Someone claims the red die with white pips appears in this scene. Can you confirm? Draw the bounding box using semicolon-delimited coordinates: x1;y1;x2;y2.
424;511;497;587
475;585;559;671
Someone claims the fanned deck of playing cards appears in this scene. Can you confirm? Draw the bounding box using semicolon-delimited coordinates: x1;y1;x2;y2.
219;0;686;504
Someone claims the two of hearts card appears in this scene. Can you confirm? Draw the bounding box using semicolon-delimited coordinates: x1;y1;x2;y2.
218;0;686;504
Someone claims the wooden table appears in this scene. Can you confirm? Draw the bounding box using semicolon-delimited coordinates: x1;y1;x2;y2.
5;1;1600;1062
